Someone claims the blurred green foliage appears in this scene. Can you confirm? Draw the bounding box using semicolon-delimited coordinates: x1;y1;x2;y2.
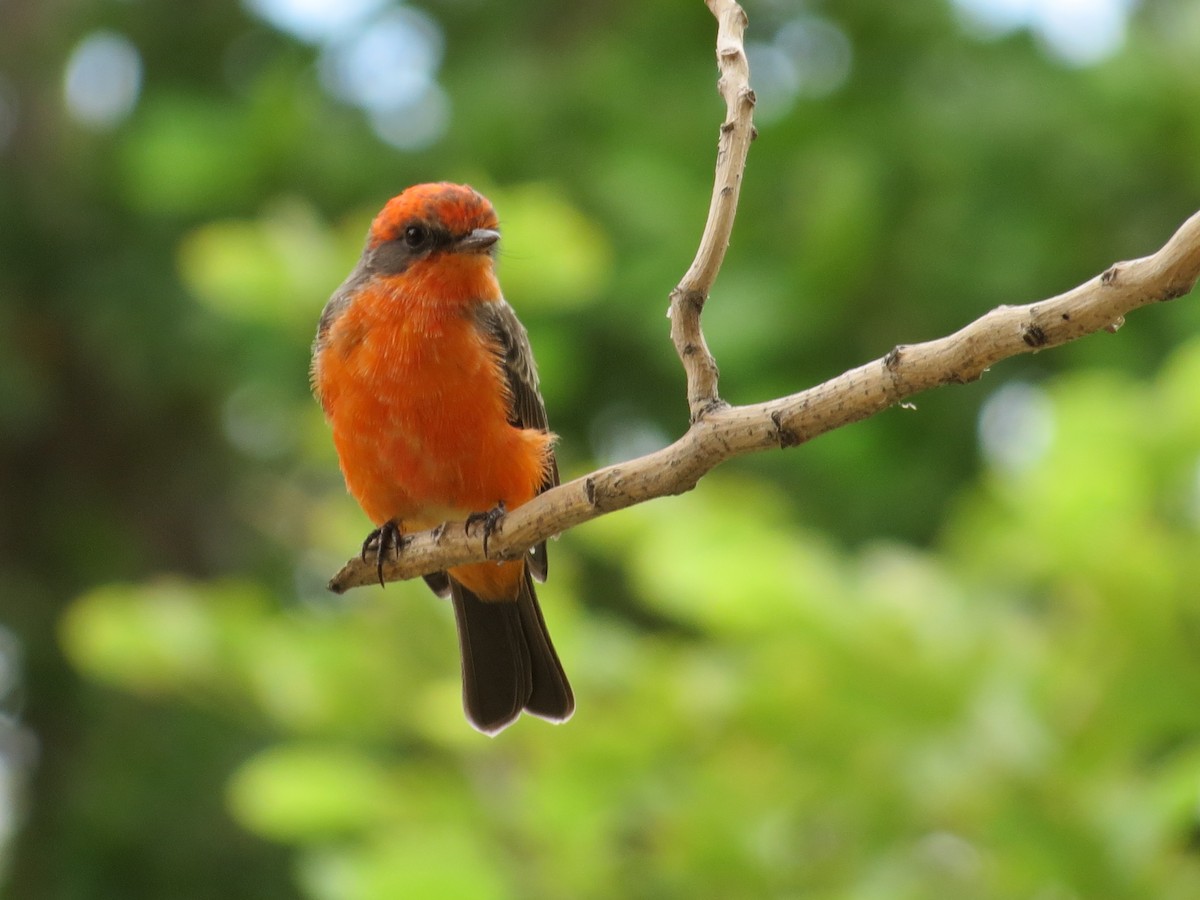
2;0;1200;898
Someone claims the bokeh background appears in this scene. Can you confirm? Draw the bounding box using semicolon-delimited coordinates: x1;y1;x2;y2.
4;0;1200;897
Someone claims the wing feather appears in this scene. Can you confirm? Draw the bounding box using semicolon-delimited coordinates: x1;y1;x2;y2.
475;300;558;581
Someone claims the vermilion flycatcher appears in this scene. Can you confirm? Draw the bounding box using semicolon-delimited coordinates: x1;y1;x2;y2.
311;182;574;734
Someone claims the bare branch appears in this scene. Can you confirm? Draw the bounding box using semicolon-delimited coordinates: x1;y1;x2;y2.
669;0;755;423
326;0;1200;594
329;207;1200;593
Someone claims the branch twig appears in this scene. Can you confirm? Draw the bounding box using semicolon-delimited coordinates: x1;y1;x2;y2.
329;207;1200;593
668;0;755;423
326;1;1200;594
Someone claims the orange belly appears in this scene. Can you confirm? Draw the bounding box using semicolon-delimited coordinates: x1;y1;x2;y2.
315;284;551;600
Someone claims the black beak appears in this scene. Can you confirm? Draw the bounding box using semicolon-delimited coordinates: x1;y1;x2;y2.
457;228;500;253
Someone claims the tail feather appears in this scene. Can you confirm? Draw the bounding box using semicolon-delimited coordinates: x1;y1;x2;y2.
448;571;573;735
515;569;574;722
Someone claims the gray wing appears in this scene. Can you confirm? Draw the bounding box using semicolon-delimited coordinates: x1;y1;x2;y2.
475;299;559;581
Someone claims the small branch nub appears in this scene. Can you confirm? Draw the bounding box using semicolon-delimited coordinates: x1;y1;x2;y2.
770;409;800;449
1022;324;1048;347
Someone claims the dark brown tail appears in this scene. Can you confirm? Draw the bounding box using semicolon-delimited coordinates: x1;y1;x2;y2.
448;569;574;735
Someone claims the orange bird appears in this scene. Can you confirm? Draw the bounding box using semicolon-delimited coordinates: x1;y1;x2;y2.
311;182;573;734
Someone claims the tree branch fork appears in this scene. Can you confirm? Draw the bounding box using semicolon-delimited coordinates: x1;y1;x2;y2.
327;0;1200;594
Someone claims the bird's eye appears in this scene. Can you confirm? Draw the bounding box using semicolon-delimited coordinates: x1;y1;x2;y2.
403;224;429;248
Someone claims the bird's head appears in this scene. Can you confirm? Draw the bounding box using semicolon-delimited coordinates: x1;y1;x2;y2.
364;182;501;276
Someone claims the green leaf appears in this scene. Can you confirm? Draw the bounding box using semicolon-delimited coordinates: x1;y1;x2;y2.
227;744;398;841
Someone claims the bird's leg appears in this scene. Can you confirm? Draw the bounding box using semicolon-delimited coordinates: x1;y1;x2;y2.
361;519;408;587
464;501;506;558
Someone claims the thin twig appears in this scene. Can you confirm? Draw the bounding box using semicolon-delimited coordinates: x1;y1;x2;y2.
669;0;755;423
329;207;1200;593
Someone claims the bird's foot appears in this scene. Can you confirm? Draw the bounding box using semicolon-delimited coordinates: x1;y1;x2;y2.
465;501;507;558
361;520;408;587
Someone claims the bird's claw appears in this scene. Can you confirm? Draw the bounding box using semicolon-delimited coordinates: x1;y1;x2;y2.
465;501;506;558
361;520;407;587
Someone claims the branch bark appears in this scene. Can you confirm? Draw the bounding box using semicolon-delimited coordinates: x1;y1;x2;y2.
326;1;1200;594
669;0;755;422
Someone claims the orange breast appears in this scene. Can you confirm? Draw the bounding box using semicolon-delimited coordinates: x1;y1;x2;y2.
314;264;552;599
